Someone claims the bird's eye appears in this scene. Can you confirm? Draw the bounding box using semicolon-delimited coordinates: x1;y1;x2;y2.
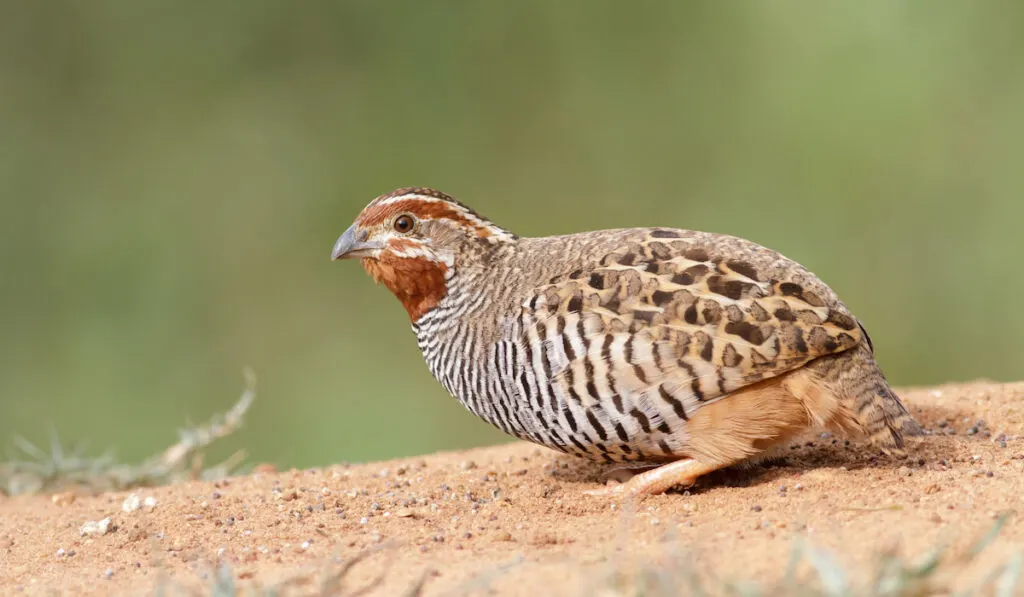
393;215;415;233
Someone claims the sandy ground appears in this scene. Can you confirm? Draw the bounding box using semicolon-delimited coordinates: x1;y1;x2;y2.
2;380;1023;596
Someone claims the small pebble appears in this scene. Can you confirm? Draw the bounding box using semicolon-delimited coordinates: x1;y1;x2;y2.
80;518;112;537
51;492;77;507
104;569;114;579
752;505;762;512
122;494;141;513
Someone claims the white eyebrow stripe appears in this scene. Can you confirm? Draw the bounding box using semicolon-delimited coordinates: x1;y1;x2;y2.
374;194;484;226
369;192;516;239
375;194;444;207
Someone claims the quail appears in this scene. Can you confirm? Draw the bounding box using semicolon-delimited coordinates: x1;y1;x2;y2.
331;187;921;496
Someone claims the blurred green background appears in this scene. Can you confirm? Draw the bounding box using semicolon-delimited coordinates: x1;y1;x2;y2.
2;2;1022;470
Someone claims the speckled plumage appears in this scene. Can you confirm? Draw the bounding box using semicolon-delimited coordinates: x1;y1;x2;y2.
331;187;921;496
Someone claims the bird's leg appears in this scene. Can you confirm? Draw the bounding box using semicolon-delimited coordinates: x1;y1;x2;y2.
583;458;723;497
603;464;659;484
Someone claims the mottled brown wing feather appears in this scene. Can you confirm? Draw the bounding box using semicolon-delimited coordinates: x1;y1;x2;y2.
518;229;864;424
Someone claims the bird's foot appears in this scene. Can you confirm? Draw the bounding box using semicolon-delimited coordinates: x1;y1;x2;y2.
604;464;658;484
583;458;720;498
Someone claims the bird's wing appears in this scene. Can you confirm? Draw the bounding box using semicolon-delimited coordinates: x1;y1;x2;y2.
514;228;864;448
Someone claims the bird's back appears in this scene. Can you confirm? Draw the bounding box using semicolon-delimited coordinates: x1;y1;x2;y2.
414;226;868;463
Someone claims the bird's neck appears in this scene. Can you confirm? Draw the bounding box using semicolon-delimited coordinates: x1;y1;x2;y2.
361;253;450;322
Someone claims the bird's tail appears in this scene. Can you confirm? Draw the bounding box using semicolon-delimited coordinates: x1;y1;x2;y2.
863;383;923;454
810;343;923;454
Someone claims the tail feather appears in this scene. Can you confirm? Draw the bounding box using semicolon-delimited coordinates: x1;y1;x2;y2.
808;343;922;454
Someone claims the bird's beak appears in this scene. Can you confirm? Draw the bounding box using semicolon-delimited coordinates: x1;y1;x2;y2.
331;224;381;260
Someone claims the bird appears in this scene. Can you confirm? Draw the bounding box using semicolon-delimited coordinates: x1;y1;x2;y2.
330;186;922;497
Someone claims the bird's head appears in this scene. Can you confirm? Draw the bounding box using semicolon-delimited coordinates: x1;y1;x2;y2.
331;187;515;322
